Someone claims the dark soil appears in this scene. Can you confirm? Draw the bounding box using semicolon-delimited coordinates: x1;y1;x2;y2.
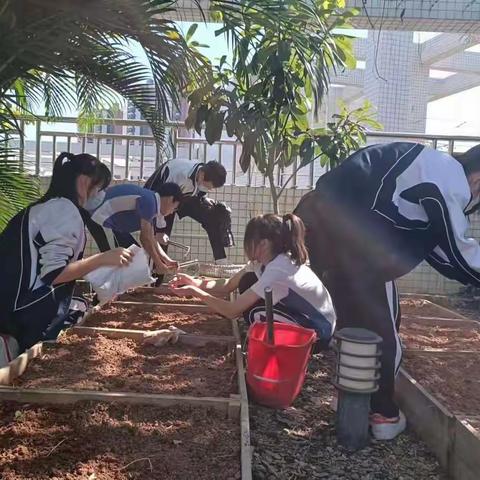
400;298;464;319
400;318;480;351
403;352;480;415
14;334;236;398
251;351;445;480
84;304;232;336
0;401;240;480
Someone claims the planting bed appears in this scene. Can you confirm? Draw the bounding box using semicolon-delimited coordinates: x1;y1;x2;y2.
400;318;480;351
400;298;465;319
0;401;240;480
83;303;232;336
403;352;480;415
13;334;236;398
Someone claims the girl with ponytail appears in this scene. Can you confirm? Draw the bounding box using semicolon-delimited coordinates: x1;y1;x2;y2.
169;213;336;346
0;152;133;354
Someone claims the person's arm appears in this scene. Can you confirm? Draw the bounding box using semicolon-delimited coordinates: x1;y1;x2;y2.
170;284;260;319
170;269;245;295
417;184;480;286
139;219;178;272
53;248;134;284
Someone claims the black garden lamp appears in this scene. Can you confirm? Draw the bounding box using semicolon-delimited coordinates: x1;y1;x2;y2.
333;327;382;450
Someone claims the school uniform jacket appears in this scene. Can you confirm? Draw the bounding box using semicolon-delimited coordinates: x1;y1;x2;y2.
0;198;86;348
145;158;206;197
308;142;480;285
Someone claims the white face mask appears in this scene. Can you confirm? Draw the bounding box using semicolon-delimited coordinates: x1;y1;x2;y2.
84;190;106;212
197;184;210;193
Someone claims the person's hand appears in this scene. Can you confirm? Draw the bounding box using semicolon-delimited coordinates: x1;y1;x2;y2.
100;248;134;268
169;273;197;288
169;284;201;298
158;233;169;245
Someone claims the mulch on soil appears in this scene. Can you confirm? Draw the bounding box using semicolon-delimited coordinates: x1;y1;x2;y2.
117;291;204;304
400;318;480;351
84;303;232;336
403;352;480;415
400;298;464;319
0;401;240;480
14;334;236;398
251;351;446;480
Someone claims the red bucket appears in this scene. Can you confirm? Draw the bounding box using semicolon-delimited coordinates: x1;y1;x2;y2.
246;322;317;408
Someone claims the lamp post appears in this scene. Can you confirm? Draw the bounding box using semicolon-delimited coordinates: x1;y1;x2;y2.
333;327;382;450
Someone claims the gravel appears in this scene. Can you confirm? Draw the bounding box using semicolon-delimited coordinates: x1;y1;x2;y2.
250;351;447;480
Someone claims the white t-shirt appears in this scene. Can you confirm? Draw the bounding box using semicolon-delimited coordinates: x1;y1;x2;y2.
244;254;336;339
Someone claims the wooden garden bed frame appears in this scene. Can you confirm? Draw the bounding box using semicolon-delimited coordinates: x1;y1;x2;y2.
0;299;252;480
396;297;480;480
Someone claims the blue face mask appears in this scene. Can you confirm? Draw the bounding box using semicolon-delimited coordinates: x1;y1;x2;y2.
84;190;106;212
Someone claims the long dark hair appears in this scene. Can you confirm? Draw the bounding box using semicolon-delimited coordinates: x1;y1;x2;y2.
41;152;110;205
244;213;308;265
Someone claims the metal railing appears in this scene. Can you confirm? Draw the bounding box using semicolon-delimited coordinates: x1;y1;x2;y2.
13;116;480;188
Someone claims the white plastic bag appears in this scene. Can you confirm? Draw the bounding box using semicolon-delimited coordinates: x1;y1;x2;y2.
85;245;155;305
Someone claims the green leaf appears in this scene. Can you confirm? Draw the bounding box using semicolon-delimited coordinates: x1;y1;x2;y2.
205;111;225;144
186;23;198;43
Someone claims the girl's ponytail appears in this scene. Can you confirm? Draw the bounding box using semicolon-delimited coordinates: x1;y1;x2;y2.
282;213;308;265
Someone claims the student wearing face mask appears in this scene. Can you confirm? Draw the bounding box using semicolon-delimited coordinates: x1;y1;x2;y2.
85;182;183;274
0;153;134;353
144;159;234;268
169;213;336;347
293;142;480;441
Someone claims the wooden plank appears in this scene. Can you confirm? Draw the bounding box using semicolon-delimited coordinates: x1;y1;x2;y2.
402;295;470;320
0;386;238;414
231;318;253;480
404;349;480;355
403;314;479;327
71;325;236;346
451;417;480;480
0;343;43;385
395;368;454;470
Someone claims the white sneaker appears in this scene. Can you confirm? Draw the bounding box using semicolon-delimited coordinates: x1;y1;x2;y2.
370;411;406;440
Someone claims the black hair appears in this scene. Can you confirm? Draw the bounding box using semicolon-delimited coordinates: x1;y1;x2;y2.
200;161;227;188
243;213;308;266
455;144;480;176
40;152;105;205
157;182;183;202
95;162;112;190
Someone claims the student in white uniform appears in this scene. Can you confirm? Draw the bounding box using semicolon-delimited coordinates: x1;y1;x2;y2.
0;152;134;352
86;182;182;273
145;159;234;266
169;214;336;346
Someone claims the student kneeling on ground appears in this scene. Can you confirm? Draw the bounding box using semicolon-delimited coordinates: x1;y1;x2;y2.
0;153;134;355
85;182;183;274
169;213;336;348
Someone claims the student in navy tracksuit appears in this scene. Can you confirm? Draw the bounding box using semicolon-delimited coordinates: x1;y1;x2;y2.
145;159;234;265
85;182;182;273
0;153;134;351
294;142;480;440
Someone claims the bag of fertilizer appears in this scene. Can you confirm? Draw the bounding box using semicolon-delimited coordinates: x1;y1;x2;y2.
85;245;155;305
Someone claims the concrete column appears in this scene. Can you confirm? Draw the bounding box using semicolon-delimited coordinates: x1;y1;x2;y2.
364;31;430;133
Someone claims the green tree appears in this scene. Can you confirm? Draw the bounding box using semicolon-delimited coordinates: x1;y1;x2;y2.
0;0;204;230
186;0;381;213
